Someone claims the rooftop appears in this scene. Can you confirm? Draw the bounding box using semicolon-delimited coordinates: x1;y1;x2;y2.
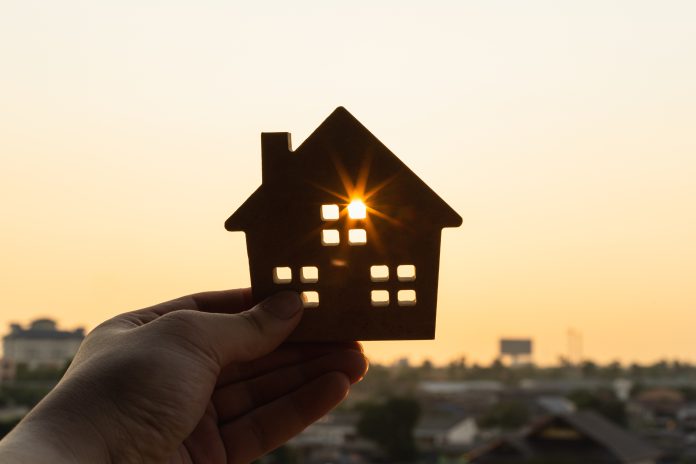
5;319;85;341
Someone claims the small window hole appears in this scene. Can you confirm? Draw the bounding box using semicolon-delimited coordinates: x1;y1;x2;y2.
273;267;292;284
322;229;340;246
301;266;319;283
302;291;319;308
347;200;367;219
371;290;390;307
370;265;389;282
348;228;367;245
397;265;416;281
397;289;417;306
321;204;339;221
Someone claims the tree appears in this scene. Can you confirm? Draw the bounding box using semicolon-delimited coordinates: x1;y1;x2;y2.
567;389;627;426
580;360;598;378
0;385;51;408
478;400;530;430
356;396;420;462
0;419;21;439
254;446;298;464
446;356;467;380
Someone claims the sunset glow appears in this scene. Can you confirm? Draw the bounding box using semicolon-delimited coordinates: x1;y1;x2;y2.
2;1;696;366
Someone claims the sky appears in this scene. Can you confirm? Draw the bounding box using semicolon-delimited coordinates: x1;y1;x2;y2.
1;1;695;365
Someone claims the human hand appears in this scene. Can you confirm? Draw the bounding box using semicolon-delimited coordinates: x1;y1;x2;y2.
0;289;368;463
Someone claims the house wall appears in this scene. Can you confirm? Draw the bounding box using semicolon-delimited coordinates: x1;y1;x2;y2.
246;213;443;340
446;418;478;445
240;118;455;341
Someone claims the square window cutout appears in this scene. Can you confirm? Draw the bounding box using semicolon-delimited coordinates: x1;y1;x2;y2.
397;289;417;306
321;204;339;221
397;265;416;281
302;291;319;308
371;290;389;307
273;267;292;284
301;266;319;283
322;229;340;246
348;229;367;245
370;265;389;282
347;200;367;219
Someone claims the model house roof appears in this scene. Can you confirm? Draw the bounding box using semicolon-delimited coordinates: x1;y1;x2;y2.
226;107;461;231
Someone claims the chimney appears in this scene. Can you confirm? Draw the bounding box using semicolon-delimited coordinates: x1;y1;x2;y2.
261;132;291;184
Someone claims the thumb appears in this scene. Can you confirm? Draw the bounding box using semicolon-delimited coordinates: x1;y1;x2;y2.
158;291;304;367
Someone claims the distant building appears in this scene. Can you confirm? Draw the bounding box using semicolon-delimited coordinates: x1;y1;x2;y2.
290;412;360;447
520;377;608;394
467;411;661;464
415;413;478;448
420;380;504;395
2;319;84;376
677;404;696;432
0;359;11;384
289;412;378;463
535;396;577;415
499;338;532;366
290;409;479;463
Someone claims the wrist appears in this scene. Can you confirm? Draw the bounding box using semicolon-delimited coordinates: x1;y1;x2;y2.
0;378;113;463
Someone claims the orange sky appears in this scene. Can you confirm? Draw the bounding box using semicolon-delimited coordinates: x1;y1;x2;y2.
2;2;695;365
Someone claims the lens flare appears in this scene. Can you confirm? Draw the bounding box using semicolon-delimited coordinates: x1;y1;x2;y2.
347;199;367;219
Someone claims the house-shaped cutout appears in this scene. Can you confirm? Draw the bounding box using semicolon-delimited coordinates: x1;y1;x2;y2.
226;107;461;341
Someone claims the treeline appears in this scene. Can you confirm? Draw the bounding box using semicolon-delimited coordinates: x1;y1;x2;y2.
402;357;696;382
346;357;696;397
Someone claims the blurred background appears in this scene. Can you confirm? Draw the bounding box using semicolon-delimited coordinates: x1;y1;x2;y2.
1;1;696;462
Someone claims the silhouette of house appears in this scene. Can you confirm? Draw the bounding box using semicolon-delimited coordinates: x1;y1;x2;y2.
468;411;660;464
226;107;461;340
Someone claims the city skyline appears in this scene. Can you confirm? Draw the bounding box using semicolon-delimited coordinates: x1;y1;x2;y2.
2;1;696;365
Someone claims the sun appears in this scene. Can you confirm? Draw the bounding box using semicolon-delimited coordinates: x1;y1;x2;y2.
347;199;367;219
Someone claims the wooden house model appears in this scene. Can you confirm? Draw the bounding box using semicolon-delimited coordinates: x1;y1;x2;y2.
226;107;461;341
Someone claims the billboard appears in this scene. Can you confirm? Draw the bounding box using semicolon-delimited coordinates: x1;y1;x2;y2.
500;338;533;356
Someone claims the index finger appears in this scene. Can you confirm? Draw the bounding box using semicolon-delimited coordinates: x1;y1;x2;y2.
189;288;253;314
114;288;254;327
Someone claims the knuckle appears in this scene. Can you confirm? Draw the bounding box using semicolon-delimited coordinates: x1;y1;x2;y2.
238;311;265;337
160;309;200;331
152;311;210;353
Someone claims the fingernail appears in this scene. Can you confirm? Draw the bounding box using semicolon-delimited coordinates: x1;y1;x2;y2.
263;292;303;320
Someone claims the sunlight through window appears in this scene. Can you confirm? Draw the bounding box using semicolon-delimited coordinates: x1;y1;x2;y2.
348;229;367;245
370;265;389;282
322;229;340;246
273;267;292;284
321;204;339;221
301;291;319;308
371;290;390;307
347;199;367;219
397;290;417;306
397;265;416;281
301;266;319;283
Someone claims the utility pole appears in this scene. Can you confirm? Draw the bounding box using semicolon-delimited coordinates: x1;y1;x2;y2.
567;328;583;365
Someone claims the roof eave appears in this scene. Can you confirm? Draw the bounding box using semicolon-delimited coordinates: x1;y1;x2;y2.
225;186;264;231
